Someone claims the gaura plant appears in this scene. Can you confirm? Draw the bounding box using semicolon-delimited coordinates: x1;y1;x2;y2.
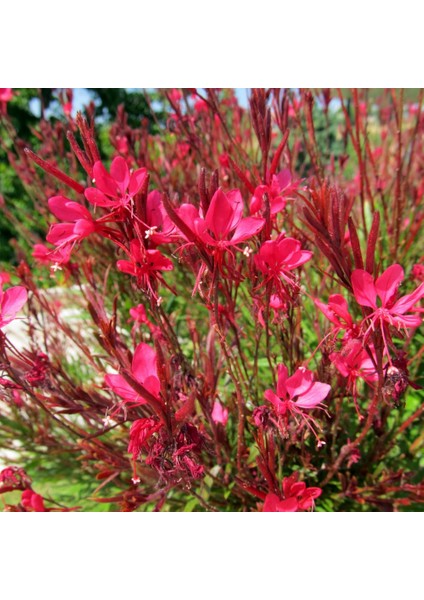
0;88;423;512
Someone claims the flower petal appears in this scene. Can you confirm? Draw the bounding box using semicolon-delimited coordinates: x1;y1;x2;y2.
1;286;27;321
205;188;235;240
351;270;377;308
375;264;404;306
93;161;118;197
105;374;142;403
230;217;265;244
110;156;130;195
85;187;116;207
48;197;92;222
392;282;424;315
128;167;148;196
295;382;331;409
132;343;158;386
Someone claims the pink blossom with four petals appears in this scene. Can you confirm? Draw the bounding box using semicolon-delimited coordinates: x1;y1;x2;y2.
85;156;147;209
254;233;312;289
351;265;424;334
264;363;331;416
250;169;299;216
178;188;265;249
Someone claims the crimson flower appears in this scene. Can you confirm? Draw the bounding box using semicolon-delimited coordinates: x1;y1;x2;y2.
85;156;147;208
265;364;331;416
32;243;72;266
315;294;359;339
330;339;378;416
0;284;27;329
263;473;322;512
129;304;149;324
46;196;114;256
117;239;173;294
254;234;312;291
351;265;424;333
178;188;265;249
250;169;299;216
105;342;161;405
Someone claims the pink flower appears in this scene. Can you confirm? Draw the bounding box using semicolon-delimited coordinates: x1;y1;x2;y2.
254;234;312;293
351;265;424;332
117;239;173;293
105;342;161;405
211;400;229;426
263;473;322;512
128;304;158;334
178;188;265;249
84;156;147;209
129;304;149;324
46;196;103;252
315;294;359;340
32;243;71;266
0;284;27;329
331;340;377;385
330;339;378;417
250;169;299;216
315;294;354;330
256;294;287;328
265;364;331;416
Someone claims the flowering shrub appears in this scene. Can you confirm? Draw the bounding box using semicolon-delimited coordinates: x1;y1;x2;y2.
0;88;423;512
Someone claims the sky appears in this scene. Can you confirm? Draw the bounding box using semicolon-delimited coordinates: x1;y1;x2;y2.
29;88;250;119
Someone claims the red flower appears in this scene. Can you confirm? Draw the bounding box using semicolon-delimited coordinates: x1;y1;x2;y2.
250;169;299;216
351;265;424;336
46;196;112;256
0;272;10;285
330;339;378;417
254;234;312;291
116;239;173;295
263;473;322;512
32;243;72;266
0;284;27;329
85;156;147;209
265;364;331;416
0;88;13;102
179;188;265;249
315;294;356;333
105;342;161;405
